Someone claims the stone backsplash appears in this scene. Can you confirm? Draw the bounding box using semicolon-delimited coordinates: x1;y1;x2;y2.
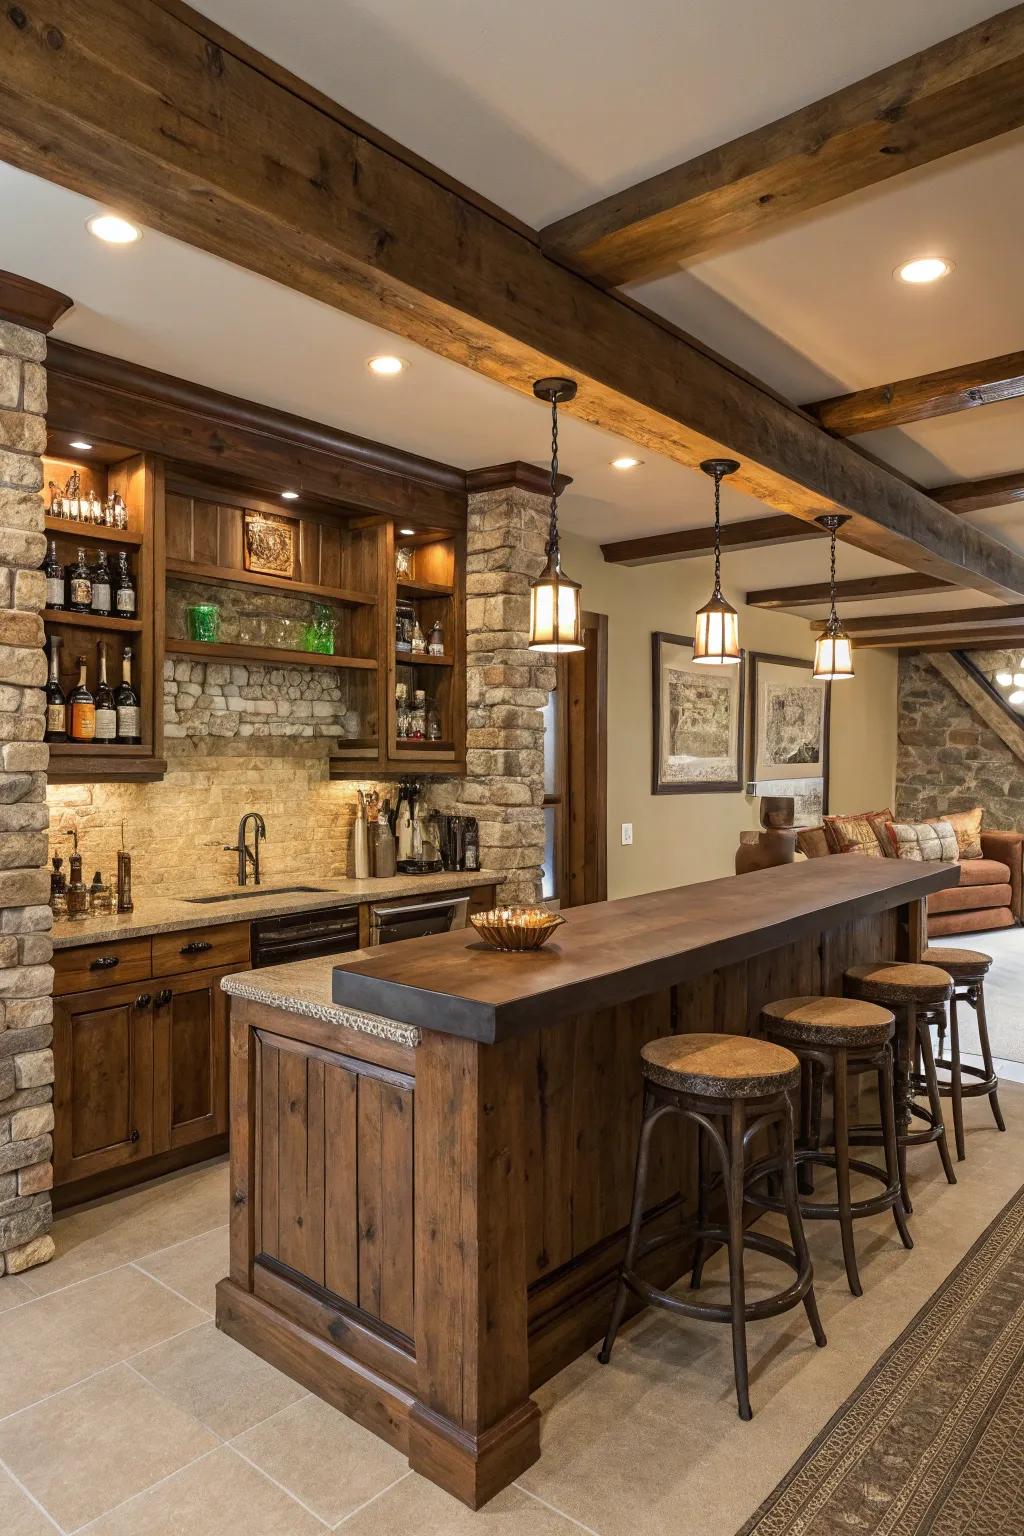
163;656;363;743
897;649;1024;830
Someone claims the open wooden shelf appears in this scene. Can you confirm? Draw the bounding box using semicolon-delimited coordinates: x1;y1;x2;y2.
166;559;376;607
166;638;378;670
395;651;454;667
394;740;456;753
45;517;143;547
45;610;143;632
397;577;454;599
47;744;167;783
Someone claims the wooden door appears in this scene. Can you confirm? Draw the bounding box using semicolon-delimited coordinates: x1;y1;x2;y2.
152;969;232;1152
53;982;155;1185
545;610;608;907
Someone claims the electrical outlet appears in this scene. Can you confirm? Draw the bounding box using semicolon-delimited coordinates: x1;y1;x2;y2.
621;823;633;846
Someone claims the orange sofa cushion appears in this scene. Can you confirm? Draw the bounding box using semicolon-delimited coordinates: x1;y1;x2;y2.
929;882;1012;914
956;857;1011;887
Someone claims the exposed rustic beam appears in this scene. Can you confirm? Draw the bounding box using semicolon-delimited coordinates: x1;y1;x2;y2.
852;627;1024;650
812;603;1024;634
746;572;953;609
808;352;1024;436
602;515;823;567
7;4;1024;600
540;7;1024;285
932;469;1024;515
933;652;1024;760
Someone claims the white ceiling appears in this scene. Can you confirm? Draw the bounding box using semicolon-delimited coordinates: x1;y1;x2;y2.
2;0;1022;622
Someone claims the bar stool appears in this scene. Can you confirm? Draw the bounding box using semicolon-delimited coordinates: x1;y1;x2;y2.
751;997;912;1297
844;963;956;1213
921;947;1006;1161
598;1033;826;1421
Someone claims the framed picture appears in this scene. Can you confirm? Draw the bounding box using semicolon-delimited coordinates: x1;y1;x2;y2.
651;632;745;794
243;509;296;578
748;652;830;812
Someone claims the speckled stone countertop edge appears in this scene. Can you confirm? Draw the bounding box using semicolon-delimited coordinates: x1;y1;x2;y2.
220;973;421;1048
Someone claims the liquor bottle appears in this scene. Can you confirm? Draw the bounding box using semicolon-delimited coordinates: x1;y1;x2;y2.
115;646;140;744
91;550;112;616
69;654;96;743
43;538;65;610
114;551;136;617
427;620;444;656
45;636;67;743
410;617;426;655
94;642;117;743
68;548;92;613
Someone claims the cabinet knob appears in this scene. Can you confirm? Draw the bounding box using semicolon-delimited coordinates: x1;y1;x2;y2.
180;940;213;955
129;1129;140;1144
154;989;172;1008
89;954;120;971
134;993;151;1009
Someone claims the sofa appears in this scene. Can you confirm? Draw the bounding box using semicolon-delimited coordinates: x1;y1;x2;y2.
796;822;1023;939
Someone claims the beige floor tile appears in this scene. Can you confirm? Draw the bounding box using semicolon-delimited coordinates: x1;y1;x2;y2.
131;1321;306;1438
85;1445;329;1535
232;1394;406;1525
0;1264;206;1417
0;1362;217;1531
0;1466;57;1536
23;1159;229;1297
135;1227;229;1314
342;1477;587;1535
0;1275;35;1315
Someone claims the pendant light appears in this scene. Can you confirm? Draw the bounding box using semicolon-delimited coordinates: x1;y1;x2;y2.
692;458;741;664
529;377;584;653
812;514;855;681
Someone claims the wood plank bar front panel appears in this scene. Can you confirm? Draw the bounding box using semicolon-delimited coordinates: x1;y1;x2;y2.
255;1032;415;1338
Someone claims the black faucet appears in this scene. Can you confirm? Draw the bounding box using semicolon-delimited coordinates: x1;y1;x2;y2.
224;812;266;886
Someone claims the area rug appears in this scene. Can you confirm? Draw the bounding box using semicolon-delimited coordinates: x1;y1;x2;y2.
738;1184;1024;1535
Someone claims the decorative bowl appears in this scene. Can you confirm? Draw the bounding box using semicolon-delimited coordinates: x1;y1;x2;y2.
470;906;565;952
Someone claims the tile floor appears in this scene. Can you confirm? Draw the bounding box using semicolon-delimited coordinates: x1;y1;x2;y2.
0;1081;1022;1533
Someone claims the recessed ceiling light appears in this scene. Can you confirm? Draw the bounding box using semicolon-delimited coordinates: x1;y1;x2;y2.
398;527;416;536
611;455;643;471
281;490;299;501
895;256;952;285
996;671;1013;686
86;213;142;245
367;354;407;376
69;440;92;452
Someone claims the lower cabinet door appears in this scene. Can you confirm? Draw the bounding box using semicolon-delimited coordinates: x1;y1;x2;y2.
54;983;155;1185
152;970;231;1152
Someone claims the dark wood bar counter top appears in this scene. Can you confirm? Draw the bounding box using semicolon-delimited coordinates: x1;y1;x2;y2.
331;858;960;1040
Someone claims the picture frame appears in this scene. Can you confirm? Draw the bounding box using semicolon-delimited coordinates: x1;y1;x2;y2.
651;631;745;794
748;651;831;814
243;509;297;578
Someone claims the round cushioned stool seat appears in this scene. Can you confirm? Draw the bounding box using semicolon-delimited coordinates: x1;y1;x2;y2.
922;946;991;983
845;962;953;1006
642;1032;799;1099
762;995;894;1048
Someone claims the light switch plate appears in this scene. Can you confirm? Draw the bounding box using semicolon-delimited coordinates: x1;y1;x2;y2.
621;823;633;846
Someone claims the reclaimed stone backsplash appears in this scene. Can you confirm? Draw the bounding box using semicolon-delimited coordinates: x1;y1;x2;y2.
897;649;1024;830
164;657;362;743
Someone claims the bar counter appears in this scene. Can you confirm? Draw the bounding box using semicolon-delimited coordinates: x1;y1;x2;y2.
216;857;958;1508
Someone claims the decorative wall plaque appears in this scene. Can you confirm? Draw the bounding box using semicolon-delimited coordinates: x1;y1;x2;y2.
243;510;296;578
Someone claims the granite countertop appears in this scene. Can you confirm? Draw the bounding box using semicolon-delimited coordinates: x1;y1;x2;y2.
221;955;421;1049
51;869;500;949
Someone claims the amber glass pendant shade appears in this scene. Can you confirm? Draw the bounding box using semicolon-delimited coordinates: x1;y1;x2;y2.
692;592;741;665
529;550;584;653
813;629;854;681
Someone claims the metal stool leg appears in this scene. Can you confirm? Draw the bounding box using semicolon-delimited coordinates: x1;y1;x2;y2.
917;1020;957;1186
779;1093;826;1348
879;1045;913;1250
976;983;1006;1133
831;1046;861;1297
726;1099;751;1421
948;994;965;1162
598;1089;657;1364
690;1119;709;1290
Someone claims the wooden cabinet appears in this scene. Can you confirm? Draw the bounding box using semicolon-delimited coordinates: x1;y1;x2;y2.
53;979;155;1185
153;970;230;1152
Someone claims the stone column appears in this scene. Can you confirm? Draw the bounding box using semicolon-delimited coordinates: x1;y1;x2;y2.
433;467;557;903
0;274;71;1277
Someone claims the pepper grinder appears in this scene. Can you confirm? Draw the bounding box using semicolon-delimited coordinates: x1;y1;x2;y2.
117;849;133;913
66;852;89;921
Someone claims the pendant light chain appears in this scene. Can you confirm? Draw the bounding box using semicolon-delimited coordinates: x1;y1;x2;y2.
547;394;560;559
827;521;838;632
712;465;724;598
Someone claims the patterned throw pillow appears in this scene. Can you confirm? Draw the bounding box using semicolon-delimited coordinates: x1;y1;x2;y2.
934;806;983;860
796;827;831;859
823;810;892;859
883;820;959;862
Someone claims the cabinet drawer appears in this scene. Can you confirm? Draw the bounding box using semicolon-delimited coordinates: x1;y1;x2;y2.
54;937;153;996
151;922;250;977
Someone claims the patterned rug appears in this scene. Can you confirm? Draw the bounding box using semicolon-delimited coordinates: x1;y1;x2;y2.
738;1184;1024;1535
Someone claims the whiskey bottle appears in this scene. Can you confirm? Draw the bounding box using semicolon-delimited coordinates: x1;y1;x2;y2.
45;636;67;743
69;655;96;743
43;538;65;610
115;646;140;744
91;550;112;616
68;548;92;613
94;642;117;743
114;551;136;617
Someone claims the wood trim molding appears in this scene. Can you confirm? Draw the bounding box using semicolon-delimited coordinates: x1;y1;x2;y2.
746;573;952;609
602;515;823;566
466;462;571;497
808;351;1024;437
0;269;72;332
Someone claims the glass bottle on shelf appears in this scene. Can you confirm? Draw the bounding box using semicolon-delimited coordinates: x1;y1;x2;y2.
68;548;92;613
410;688;426;739
104;494;116;527
115;646;141;744
94;642;117;743
44;538;65;610
426;699;442;741
427;620;444;656
49;856;67;919
45;636;67;743
395;545;414;579
69;655;96;743
48;480;64;519
114;551;136;617
411;617;426;655
395;681;409;740
65;470;81;522
112;493;128;530
91;550;112;616
89;491;104;526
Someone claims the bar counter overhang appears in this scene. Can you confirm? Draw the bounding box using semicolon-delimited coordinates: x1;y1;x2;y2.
216;857;959;1508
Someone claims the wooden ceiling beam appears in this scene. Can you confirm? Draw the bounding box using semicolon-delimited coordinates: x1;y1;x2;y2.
539;7;1024;285
852;628;1024;652
932;469;1024;515
808;352;1024;436
602;515;822;566
7;3;1024;599
811;603;1024;635
746;572;953;609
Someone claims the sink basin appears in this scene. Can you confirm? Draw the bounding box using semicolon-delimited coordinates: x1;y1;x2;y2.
184;886;331;904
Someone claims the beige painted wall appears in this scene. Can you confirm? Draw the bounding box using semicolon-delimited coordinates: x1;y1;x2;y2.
561;533;898;900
